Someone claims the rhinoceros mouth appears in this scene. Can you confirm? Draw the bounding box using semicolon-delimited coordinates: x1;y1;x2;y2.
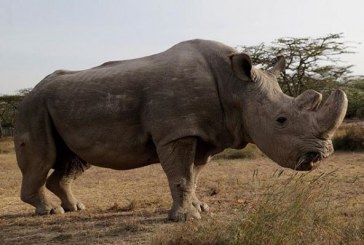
295;152;322;171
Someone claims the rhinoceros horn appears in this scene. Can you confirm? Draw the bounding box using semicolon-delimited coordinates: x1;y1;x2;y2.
269;55;286;77
316;89;348;139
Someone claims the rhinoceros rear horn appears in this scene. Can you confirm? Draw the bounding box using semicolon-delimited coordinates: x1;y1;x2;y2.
269;55;286;77
230;53;253;81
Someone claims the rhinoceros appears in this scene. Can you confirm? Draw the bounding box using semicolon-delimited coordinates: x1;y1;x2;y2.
14;39;347;221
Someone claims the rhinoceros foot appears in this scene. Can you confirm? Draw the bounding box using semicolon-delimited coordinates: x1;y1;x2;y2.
169;206;201;222
191;190;210;212
35;206;65;215
192;199;209;213
62;201;86;212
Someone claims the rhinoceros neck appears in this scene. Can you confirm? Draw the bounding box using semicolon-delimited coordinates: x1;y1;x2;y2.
195;41;251;149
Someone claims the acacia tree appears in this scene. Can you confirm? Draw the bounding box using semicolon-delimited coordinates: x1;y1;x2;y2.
238;33;354;96
0;95;22;126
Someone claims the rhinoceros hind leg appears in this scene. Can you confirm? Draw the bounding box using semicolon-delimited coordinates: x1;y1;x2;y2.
16;139;64;215
20;171;65;215
46;156;89;212
157;137;203;222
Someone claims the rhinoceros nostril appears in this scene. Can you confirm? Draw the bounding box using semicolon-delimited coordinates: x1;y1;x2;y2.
305;152;321;163
296;152;321;171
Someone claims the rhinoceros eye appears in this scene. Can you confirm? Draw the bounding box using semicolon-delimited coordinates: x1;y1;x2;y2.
276;117;287;125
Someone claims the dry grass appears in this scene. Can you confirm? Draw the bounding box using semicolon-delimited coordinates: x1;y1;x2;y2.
152;172;364;244
1;134;364;244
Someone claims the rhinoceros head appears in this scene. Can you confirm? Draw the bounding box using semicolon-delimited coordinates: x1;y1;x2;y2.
230;53;348;171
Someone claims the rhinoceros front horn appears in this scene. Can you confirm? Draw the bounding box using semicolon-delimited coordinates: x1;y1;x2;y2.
316;89;348;139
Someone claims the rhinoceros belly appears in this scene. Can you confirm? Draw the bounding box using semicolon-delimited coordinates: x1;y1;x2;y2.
47;87;159;170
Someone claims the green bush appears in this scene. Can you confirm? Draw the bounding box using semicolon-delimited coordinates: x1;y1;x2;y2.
333;127;364;151
343;80;364;119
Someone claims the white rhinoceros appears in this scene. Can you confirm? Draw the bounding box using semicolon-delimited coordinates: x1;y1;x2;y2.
14;39;347;221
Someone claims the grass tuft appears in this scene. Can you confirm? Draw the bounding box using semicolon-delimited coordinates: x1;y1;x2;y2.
152;172;364;245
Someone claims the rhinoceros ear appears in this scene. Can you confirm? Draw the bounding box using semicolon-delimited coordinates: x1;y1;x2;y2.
230;53;253;81
268;55;285;77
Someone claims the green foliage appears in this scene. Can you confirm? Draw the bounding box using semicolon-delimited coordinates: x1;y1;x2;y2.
0;89;31;137
351;79;364;90
0;95;23;126
343;79;364;118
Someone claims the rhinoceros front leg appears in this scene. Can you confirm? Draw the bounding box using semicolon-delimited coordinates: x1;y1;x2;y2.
157;137;201;221
192;164;209;213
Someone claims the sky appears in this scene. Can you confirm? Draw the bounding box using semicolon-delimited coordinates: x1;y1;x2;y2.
1;0;364;94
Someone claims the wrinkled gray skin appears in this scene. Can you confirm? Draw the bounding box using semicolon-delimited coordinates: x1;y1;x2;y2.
14;39;348;221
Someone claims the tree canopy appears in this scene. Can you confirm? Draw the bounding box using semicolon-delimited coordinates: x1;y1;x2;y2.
239;33;354;97
0;88;31;137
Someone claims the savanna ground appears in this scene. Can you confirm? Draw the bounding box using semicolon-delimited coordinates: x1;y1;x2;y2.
0;122;363;244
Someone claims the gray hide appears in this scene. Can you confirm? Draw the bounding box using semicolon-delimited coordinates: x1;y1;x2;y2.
14;39;347;221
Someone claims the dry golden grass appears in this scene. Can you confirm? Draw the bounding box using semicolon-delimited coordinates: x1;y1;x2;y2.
152;171;364;244
1;135;364;244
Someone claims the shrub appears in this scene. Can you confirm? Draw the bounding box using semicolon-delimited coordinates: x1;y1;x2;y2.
333;127;364;151
343;79;364;119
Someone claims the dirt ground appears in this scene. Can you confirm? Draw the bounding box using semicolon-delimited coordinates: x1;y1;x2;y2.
0;137;363;244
